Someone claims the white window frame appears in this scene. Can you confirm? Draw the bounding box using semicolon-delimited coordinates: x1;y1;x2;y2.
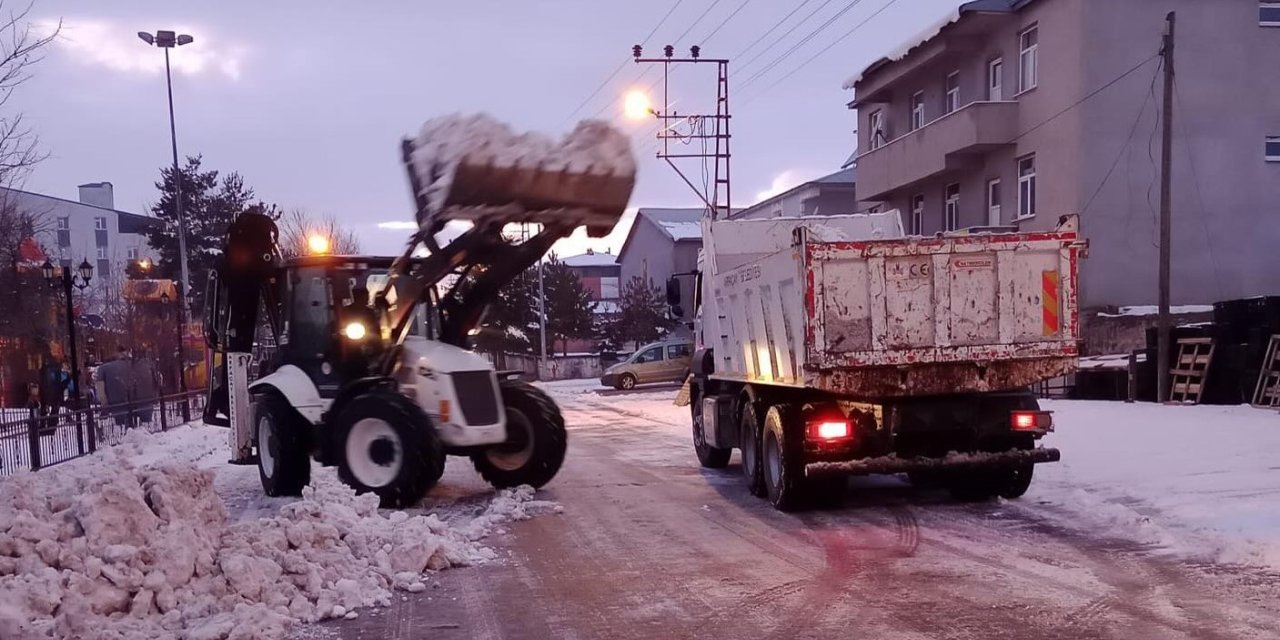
93;216;107;231
96;245;108;260
1019;25;1039;93
987;179;1002;226
868;109;885;149
910;194;925;235
944;184;960;232
910;92;925;131
1018;155;1037;220
1262;2;1280;27
126;247;139;260
944;72;960;114
1266;136;1280;161
988;58;1004;101
56;216;70;230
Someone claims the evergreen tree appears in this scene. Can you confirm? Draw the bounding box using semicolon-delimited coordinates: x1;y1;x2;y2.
474;266;539;354
612;275;674;349
542;256;595;355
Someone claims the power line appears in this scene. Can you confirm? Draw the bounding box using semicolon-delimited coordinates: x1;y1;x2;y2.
672;0;726;46
702;0;753;46
1010;53;1161;144
562;0;686;124
744;0;899;100
735;0;836;79
740;0;869;90
1082;60;1162;215
731;0;814;63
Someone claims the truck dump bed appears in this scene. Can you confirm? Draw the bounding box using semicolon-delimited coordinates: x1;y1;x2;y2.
703;213;1084;399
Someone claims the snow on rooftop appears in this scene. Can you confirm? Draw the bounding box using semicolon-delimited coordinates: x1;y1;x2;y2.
658;220;702;241
842;7;962;90
561;250;618;267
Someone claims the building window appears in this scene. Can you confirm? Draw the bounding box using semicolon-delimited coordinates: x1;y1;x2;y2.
93;216;107;231
1019;25;1039;93
1018;155;1037;219
944;184;960;232
988;58;1004;100
868;205;881;214
944;72;960;114
868;109;885;149
56;216;70;248
910;92;925;131
126;247;139;260
97;259;111;279
96;246;108;260
1266;136;1280;161
987;179;1002;226
910;194;924;235
1262;2;1280;26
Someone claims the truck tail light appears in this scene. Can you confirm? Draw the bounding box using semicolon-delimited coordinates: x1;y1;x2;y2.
1011;410;1053;432
809;420;851;441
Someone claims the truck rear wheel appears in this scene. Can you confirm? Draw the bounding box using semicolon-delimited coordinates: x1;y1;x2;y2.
740;402;765;496
472;379;567;489
334;390;445;508
254;393;310;497
692;393;731;469
762;404;809;511
998;463;1034;499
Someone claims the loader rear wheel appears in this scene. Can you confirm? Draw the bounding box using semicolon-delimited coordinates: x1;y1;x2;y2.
740;402;765;497
692;400;731;469
763;404;810;512
254;393;310;497
472;379;567;489
334;390;444;509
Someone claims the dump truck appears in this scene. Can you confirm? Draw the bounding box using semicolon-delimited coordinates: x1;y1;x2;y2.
676;212;1085;510
202;115;635;506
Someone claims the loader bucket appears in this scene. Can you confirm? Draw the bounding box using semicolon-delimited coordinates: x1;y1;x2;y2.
442;158;633;238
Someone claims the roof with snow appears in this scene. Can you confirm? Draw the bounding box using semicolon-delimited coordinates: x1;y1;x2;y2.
843;0;1039;92
732;168;857;219
561;250;619;268
615;207;705;265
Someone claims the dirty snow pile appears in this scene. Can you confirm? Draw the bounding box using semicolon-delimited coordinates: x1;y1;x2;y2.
0;452;560;640
408;113;635;227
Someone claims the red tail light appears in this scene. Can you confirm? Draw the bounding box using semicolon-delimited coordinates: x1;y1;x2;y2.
1011;411;1053;432
815;421;850;440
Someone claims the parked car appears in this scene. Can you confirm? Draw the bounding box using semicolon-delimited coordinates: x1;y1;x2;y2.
601;340;693;390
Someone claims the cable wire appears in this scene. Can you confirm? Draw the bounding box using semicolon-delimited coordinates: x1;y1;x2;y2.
740;0;868;89
735;0;836;79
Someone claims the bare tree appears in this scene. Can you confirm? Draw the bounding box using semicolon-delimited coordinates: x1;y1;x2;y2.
0;2;58;189
277;209;362;258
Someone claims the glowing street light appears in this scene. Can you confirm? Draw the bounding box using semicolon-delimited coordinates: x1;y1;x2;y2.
623;89;652;120
307;234;331;255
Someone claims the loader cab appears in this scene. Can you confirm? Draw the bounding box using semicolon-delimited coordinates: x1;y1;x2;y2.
274;255;399;397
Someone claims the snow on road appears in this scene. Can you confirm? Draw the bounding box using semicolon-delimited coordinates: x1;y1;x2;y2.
544;379;1280;573
0;424;560;640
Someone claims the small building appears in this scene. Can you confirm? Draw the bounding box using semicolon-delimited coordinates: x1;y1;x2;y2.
732;167;860;220
846;0;1280;308
617;208;704;328
558;249;621;354
0;182;160;298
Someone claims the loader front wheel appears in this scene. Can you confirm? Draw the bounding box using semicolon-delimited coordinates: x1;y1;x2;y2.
472;379;567;489
254;393;310;497
334;390;444;508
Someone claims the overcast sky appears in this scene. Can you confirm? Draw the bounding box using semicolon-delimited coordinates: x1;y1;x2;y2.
16;0;959;256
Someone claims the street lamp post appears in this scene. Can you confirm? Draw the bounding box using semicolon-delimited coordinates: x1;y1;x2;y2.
138;29;193;409
43;258;93;451
160;282;190;421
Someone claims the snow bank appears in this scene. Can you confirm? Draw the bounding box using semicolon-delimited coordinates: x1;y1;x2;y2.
0;448;560;639
409;113;635;229
1094;304;1214;318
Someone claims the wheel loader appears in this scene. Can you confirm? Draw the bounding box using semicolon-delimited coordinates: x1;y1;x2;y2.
201;116;635;507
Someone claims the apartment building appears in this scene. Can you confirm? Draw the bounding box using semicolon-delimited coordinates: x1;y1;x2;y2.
848;0;1280;307
732;167;859;220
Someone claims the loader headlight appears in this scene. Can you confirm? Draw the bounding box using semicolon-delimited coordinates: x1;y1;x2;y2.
343;321;367;341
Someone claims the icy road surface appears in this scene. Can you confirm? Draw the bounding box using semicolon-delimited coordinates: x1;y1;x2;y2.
324;381;1280;640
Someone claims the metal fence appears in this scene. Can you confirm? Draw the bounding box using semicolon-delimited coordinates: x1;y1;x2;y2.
0;391;207;477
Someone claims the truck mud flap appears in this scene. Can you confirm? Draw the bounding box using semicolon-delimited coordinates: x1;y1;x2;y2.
806;447;1060;478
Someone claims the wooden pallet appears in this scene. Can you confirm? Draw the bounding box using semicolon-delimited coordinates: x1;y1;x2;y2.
1169;337;1214;404
1251;335;1280;408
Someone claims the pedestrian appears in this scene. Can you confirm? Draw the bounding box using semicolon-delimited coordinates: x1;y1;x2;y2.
37;359;62;432
94;346;133;429
131;349;161;427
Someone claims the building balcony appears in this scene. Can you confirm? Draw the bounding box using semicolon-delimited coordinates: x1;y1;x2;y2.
856;101;1019;201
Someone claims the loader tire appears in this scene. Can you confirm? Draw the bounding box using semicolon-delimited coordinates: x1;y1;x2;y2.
254;393;311;497
334;390;445;509
692;393;731;469
762;404;811;512
740;402;765;497
472;379;567;489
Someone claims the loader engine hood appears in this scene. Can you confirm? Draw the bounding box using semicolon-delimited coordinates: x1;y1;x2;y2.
398;337;508;448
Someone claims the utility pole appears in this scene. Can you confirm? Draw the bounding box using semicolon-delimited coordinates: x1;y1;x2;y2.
1157;12;1175;403
538;258;547;378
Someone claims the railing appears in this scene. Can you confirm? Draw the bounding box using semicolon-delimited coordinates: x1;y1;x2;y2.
0;391;207;477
